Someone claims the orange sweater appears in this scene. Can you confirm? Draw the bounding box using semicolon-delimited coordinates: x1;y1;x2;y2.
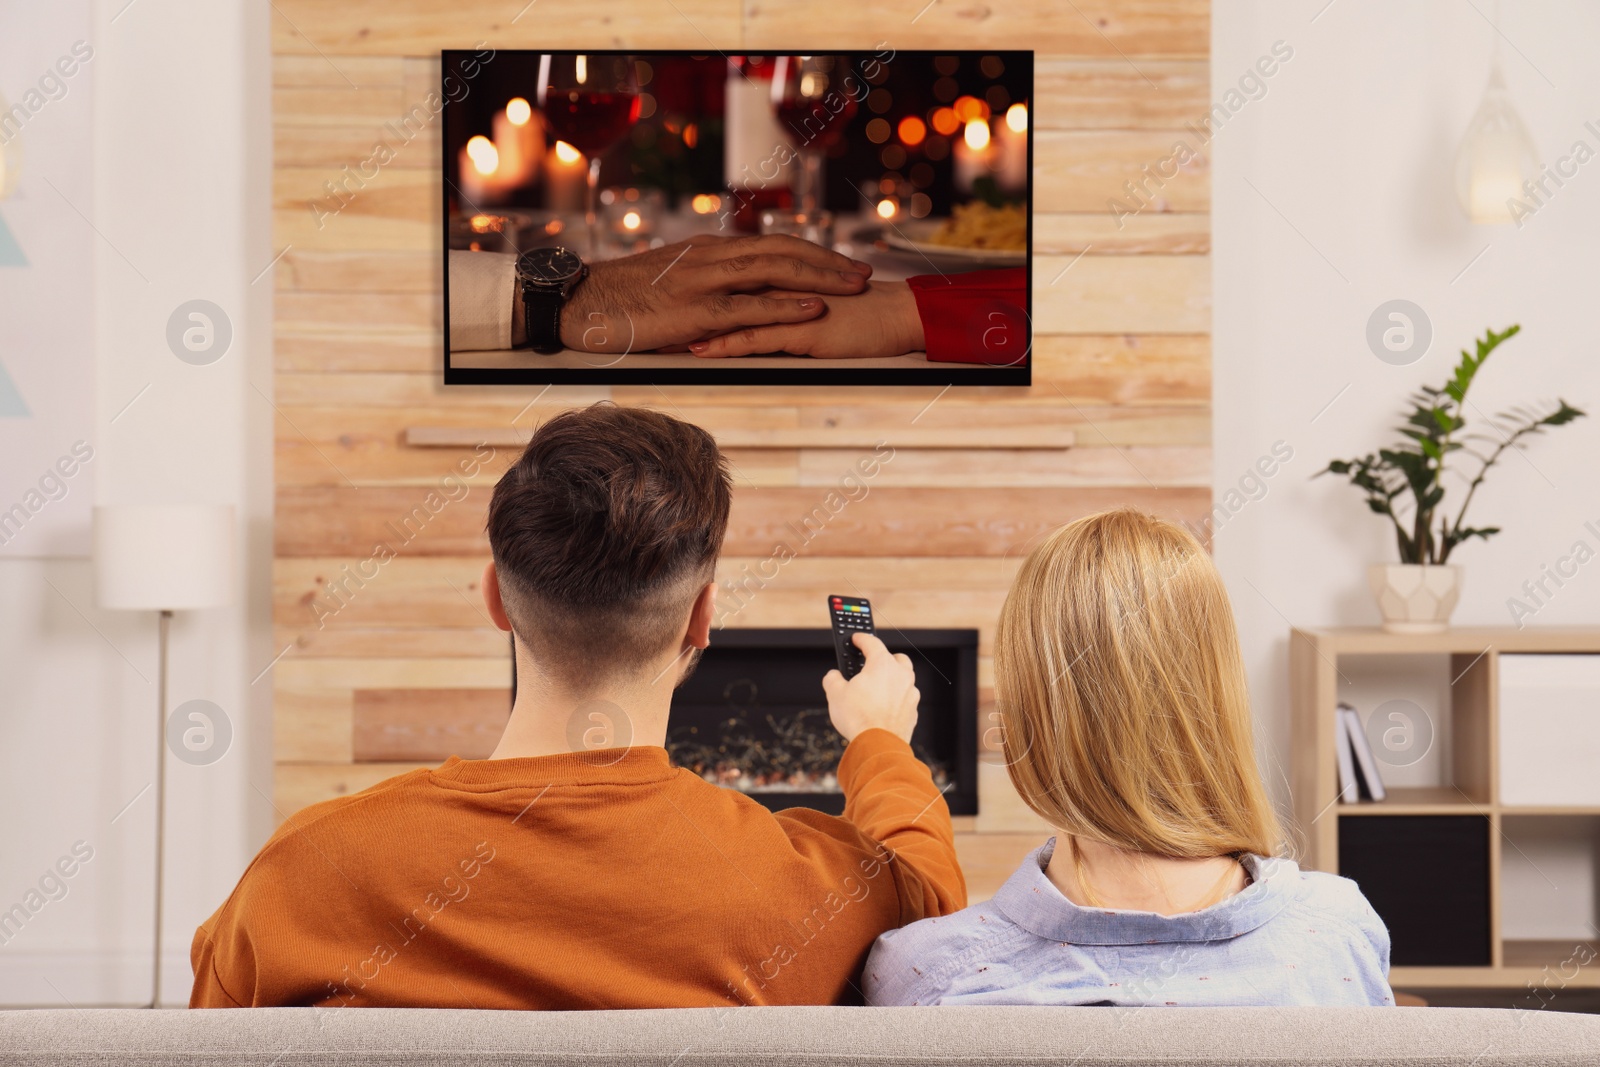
190;729;965;1009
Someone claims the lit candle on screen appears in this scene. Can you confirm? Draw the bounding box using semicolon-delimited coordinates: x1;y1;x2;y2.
492;97;541;187
995;102;1028;193
545;139;588;212
953;117;994;193
459;135;504;207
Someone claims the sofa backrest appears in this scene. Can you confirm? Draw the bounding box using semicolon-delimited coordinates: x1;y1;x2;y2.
2;1005;1597;1065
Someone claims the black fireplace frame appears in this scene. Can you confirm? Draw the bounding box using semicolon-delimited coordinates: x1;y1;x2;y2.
672;627;980;817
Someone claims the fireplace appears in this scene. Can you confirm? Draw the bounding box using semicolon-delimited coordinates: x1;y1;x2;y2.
667;628;979;816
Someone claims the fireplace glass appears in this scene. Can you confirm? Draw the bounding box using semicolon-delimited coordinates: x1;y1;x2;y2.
667;628;978;816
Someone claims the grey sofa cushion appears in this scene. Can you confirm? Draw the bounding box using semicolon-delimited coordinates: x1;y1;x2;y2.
0;1005;1594;1066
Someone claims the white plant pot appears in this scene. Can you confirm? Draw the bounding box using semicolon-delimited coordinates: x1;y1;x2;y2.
1368;563;1463;633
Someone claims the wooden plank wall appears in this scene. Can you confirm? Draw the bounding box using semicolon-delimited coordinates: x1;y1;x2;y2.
271;0;1211;899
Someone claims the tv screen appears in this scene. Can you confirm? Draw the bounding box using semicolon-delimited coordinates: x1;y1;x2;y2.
440;50;1032;386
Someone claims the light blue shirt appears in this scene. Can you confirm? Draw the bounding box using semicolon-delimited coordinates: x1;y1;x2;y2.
865;839;1393;1007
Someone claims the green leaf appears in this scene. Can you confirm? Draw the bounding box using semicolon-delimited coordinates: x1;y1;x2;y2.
1543;400;1586;426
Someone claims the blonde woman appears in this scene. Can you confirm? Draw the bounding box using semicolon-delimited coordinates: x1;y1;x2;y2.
865;509;1392;1007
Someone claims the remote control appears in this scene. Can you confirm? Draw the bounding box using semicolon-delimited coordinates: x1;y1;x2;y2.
828;595;875;679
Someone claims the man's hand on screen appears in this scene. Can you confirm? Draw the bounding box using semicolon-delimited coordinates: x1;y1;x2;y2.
560;235;873;354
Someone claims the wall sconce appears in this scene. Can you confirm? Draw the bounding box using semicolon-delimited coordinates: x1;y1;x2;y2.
1453;58;1539;224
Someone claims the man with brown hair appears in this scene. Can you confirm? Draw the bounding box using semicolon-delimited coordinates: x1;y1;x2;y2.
191;403;965;1009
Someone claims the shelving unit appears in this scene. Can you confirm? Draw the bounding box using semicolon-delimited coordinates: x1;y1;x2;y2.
1290;627;1600;990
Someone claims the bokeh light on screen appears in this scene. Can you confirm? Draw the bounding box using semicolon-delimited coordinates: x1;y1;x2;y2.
954;95;988;122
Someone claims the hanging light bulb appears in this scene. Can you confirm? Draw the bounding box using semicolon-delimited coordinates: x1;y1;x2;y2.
1453;45;1539;223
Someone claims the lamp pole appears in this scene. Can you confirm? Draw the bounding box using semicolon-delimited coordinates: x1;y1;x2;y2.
152;608;171;1008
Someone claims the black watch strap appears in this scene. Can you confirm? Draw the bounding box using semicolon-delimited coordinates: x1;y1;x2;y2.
523;288;564;354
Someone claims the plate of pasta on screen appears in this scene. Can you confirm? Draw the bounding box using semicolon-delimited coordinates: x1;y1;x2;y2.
876;201;1028;266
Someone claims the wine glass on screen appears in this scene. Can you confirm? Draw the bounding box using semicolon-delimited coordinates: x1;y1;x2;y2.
771;55;857;217
537;53;641;257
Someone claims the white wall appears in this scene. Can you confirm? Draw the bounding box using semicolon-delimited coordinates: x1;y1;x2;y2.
0;0;272;1005
1214;1;1600;934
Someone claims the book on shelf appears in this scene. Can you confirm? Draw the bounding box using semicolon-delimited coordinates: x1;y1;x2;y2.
1335;702;1387;803
1341;703;1387;802
1335;703;1360;803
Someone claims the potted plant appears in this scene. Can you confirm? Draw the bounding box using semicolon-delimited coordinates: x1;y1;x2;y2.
1318;325;1585;632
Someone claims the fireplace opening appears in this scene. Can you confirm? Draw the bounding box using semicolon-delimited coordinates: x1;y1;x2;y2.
667;628;979;816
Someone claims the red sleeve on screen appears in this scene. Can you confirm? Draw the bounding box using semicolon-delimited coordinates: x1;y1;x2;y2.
906;268;1030;365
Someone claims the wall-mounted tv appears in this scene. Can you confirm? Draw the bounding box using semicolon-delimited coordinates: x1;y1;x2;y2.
440;49;1032;386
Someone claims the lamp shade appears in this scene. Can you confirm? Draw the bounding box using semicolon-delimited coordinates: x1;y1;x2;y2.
93;504;236;611
1453;61;1539;225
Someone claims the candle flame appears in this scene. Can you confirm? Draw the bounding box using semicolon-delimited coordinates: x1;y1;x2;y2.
1005;103;1028;133
466;135;499;175
622;211;642;231
506;98;533;126
690;193;723;214
553;140;583;164
876;198;898;219
963;119;991;151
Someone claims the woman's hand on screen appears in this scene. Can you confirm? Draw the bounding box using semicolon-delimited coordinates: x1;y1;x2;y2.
687;280;925;360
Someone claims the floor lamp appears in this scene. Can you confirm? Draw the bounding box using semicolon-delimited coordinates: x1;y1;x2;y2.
93;504;235;1008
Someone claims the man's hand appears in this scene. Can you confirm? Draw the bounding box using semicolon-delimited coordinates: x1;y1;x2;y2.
823;633;920;744
559;235;873;354
687;280;925;359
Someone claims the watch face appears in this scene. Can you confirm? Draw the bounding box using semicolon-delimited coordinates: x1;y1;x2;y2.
517;247;584;287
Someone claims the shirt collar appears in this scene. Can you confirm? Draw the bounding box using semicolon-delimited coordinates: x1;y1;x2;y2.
430;746;679;791
991;838;1304;946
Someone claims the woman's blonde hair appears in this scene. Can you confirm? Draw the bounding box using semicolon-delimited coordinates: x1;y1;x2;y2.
995;508;1282;859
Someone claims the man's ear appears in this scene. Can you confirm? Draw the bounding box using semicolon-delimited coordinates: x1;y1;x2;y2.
482;559;513;633
686;580;717;650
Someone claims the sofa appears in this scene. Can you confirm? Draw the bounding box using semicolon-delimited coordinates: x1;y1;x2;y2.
1;1005;1596;1066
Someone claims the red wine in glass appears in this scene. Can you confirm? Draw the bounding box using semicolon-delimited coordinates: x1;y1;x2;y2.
544;90;641;158
772;56;857;215
537;55;640;256
775;93;857;151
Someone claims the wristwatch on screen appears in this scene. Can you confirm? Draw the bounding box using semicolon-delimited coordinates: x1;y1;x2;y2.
515;247;587;354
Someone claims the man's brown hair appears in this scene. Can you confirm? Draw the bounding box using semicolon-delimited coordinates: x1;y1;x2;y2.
487;403;731;688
